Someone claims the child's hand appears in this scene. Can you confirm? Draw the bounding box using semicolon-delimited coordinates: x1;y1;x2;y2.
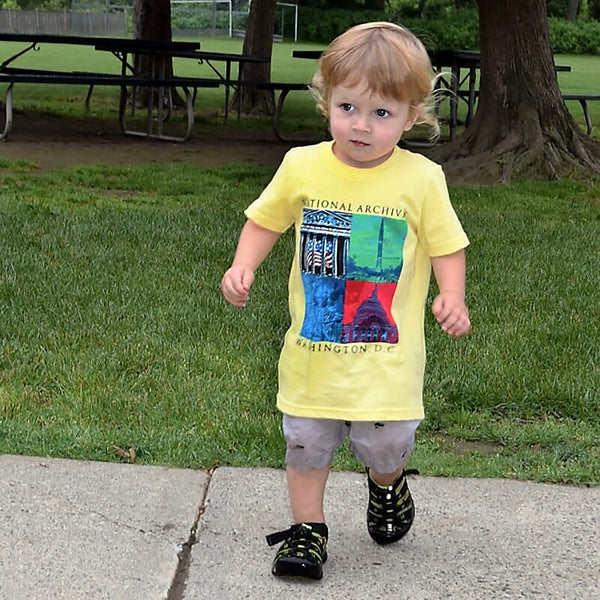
431;292;470;338
221;265;255;307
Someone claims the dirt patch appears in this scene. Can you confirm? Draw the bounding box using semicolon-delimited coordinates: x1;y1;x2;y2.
1;110;296;171
433;433;504;456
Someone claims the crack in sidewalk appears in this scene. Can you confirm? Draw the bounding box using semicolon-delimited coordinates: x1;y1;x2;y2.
166;468;214;600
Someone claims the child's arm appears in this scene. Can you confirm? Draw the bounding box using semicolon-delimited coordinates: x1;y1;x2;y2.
430;249;470;338
221;219;281;307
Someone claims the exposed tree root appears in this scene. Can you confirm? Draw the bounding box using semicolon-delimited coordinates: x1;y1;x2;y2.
426;131;600;186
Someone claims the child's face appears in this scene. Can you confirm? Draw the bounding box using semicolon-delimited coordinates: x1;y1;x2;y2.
328;83;417;169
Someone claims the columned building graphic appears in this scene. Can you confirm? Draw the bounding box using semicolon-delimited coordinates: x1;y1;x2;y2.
300;209;351;278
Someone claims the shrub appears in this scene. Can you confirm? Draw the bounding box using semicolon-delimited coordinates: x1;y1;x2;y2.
298;9;600;55
399;11;480;50
549;17;600;53
298;8;387;44
298;7;480;50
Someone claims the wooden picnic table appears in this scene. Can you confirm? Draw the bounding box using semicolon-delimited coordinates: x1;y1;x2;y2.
430;50;571;139
0;33;208;141
162;49;270;121
0;33;201;70
0;33;270;141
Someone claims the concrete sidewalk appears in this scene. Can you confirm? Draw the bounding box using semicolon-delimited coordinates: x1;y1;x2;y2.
1;455;598;599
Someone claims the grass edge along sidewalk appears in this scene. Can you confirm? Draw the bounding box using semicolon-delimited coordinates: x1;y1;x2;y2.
0;159;598;486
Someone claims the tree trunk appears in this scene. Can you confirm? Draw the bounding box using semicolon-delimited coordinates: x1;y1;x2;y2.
132;0;181;107
134;0;172;41
430;0;600;184
233;0;277;114
566;0;579;21
133;0;174;78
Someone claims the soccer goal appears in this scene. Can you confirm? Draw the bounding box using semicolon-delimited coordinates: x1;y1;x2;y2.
231;1;300;41
276;2;298;42
171;0;233;37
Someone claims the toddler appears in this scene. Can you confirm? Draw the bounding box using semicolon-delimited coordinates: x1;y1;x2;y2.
221;21;470;580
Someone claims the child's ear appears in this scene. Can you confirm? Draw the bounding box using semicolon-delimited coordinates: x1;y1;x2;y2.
404;103;424;131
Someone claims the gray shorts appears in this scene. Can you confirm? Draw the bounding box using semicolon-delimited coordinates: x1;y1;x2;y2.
282;414;421;474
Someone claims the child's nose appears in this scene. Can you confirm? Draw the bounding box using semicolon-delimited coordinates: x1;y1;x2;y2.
352;113;371;132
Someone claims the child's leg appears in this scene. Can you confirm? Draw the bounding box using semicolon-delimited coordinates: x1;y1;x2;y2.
282;415;347;523
369;466;403;487
367;440;412;486
286;465;330;523
349;420;422;545
349;419;421;476
267;416;346;579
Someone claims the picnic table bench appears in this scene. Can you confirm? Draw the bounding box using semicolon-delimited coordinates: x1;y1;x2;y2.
561;94;600;135
0;33;219;142
162;49;270;121
0;33;266;142
0;68;219;142
256;81;312;142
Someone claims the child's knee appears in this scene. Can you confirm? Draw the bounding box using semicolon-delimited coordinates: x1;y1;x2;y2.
282;415;347;471
350;420;421;473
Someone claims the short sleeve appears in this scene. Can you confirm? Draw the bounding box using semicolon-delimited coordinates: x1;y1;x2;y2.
244;151;296;233
419;165;469;257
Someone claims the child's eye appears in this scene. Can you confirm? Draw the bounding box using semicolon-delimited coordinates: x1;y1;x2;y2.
340;103;354;112
376;108;390;118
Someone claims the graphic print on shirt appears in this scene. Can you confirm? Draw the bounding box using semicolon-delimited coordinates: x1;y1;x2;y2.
299;208;407;344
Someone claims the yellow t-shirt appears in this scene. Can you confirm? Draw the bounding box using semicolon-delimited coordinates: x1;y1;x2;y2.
245;141;469;421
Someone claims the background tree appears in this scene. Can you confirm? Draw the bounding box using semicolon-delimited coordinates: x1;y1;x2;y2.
566;0;580;20
133;0;172;44
133;0;177;100
431;0;600;183
545;0;581;19
234;0;278;113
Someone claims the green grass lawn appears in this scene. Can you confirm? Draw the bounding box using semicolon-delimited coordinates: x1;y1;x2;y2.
1;36;599;484
0;160;598;485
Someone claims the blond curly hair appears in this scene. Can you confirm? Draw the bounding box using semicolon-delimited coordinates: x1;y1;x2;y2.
311;22;439;137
